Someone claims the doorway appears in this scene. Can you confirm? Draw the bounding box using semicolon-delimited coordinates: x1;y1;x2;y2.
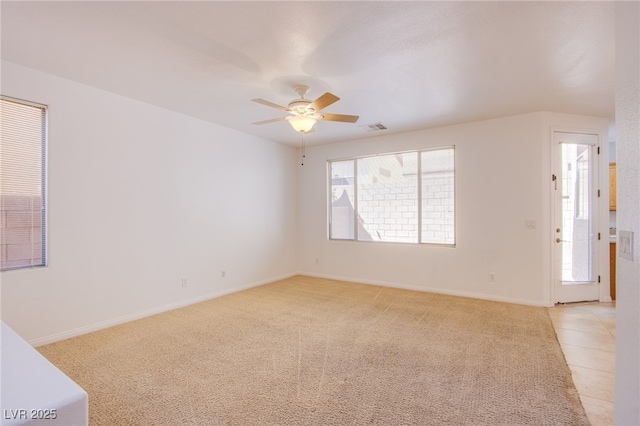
552;131;600;303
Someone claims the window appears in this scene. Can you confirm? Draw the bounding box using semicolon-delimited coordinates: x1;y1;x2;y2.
575;150;589;219
0;96;48;271
329;147;455;245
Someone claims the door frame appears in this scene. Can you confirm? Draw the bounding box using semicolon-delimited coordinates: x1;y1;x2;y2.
547;126;612;305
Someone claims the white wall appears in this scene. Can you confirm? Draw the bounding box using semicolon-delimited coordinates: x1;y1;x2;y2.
0;61;298;345
614;2;640;424
297;112;609;306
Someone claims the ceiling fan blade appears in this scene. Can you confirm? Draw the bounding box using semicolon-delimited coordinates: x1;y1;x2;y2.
320;113;359;123
251;98;290;112
309;92;339;112
252;117;287;125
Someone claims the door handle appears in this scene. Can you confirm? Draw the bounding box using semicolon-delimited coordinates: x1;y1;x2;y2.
556;238;569;243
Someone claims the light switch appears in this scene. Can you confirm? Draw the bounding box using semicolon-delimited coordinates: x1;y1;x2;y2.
619;230;634;261
525;219;536;230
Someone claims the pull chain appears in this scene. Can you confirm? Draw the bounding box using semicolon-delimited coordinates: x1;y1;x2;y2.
301;134;306;166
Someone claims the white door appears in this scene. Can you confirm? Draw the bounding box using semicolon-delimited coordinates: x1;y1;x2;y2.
552;131;600;303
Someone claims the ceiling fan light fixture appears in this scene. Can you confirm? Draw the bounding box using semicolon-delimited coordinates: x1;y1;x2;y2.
289;115;317;133
252;85;358;134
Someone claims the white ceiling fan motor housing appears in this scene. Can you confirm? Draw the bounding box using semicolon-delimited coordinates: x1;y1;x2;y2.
288;85;315;114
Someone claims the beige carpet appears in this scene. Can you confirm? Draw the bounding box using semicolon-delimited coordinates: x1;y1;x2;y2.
38;276;589;425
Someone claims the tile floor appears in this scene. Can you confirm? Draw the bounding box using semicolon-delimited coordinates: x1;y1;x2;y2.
548;302;616;426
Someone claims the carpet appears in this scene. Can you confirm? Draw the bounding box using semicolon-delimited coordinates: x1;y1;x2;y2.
37;276;589;425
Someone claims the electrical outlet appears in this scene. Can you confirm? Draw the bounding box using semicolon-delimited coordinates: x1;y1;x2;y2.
489;273;496;282
220;271;226;278
181;278;188;287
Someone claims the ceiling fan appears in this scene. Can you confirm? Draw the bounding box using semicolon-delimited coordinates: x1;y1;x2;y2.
251;85;359;134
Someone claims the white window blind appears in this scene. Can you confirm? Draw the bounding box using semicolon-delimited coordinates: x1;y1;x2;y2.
0;96;47;271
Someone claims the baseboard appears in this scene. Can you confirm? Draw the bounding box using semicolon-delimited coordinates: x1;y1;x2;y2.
30;271;548;346
29;272;297;347
299;272;549;307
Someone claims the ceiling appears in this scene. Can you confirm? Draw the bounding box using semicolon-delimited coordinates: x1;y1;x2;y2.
1;1;615;147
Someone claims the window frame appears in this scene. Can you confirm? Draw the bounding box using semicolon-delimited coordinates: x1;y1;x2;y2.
328;146;456;247
0;95;48;271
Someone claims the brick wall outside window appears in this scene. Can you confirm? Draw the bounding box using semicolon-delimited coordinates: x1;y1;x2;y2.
0;195;43;269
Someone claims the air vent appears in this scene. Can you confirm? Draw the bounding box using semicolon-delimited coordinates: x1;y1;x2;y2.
360;122;388;132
